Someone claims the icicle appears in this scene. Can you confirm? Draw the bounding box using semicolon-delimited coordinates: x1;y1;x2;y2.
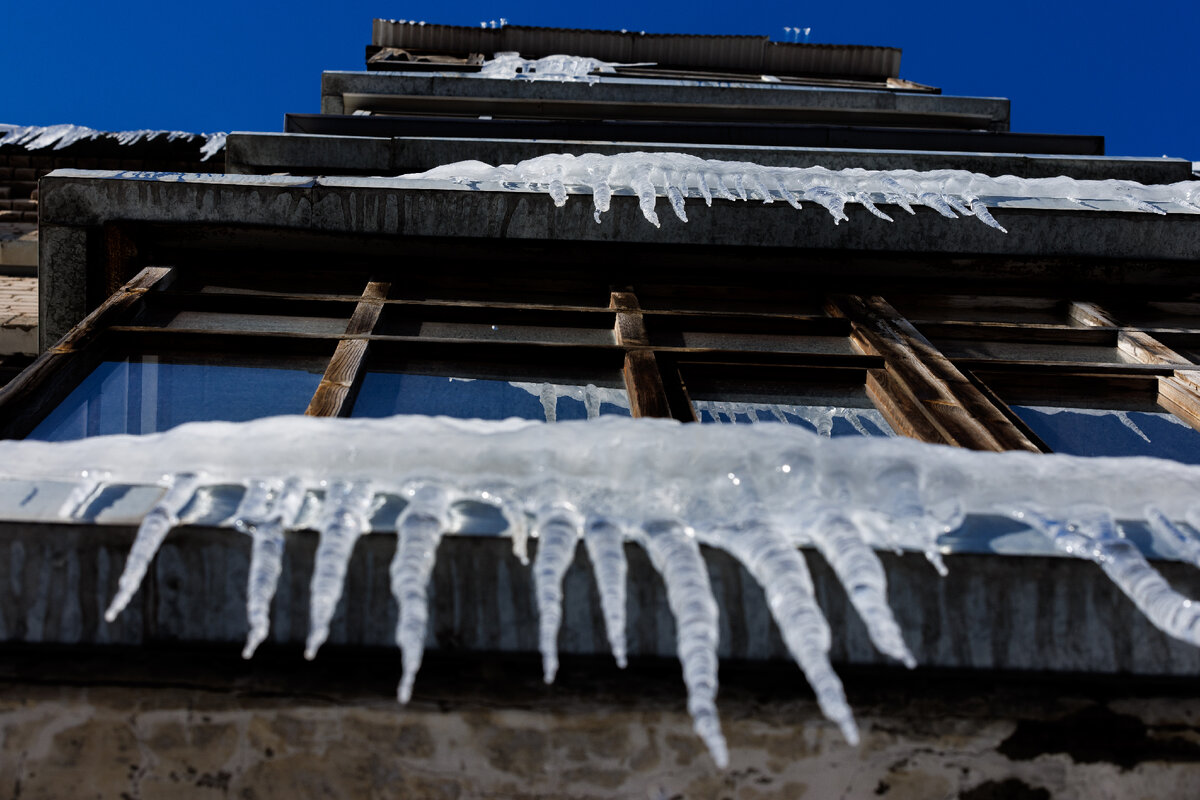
539;382;558;423
1114;411;1152;443
57;467;111;519
943;194;973;216
104;472;203;622
687;171;712;206
1019;506;1200;647
391;482;453;703
966;197;1006;232
590;178;611;223
237;477;306;659
665;170;689;222
804;187;849;224
1146;507;1200;568
879;177;917;214
304;480;375;659
805;505;916;667
533;505;583;683
718;521;858;744
917;192;959;219
583;384;601;420
875;460;948;576
732;173;749;201
583;516;628;668
474;482;531;564
629;168;661;227
637;520;728;768
852;192;894;222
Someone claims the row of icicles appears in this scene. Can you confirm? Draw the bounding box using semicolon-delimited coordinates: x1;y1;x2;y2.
86;458;1200;769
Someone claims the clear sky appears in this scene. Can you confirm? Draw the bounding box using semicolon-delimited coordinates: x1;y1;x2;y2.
2;0;1196;161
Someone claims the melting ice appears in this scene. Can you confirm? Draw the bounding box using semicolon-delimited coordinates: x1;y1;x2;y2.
404;152;1200;230
15;413;1200;768
0;123;226;161
479;52;641;83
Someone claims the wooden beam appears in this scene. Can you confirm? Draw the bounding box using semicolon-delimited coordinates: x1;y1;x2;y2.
1070;301;1200;390
827;294;1040;452
0;267;174;440
610;290;673;418
305;281;390;417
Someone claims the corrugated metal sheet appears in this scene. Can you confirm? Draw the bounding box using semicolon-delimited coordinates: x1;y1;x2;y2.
373;20;902;79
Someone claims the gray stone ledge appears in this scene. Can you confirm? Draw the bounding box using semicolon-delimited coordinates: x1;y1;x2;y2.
226;132;1196;183
2;522;1198;676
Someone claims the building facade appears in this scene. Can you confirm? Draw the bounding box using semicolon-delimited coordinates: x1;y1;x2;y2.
1;21;1200;798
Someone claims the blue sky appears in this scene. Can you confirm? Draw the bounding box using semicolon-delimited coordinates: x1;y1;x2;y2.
3;1;1196;160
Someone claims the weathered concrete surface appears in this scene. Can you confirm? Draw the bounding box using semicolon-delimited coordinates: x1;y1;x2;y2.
3;523;1200;676
226;132;1197;183
319;71;1011;130
35;170;1200;347
1;650;1199;799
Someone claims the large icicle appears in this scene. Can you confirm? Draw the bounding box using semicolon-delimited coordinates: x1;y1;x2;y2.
104;472;202;622
533;505;584;683
716;520;858;744
637;520;729;768
583;516;629;668
391;482;453;703
305;480;375;659
1018;506;1200;647
236;477;307;658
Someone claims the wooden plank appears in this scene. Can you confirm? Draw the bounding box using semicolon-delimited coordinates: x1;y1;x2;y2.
915;321;1116;346
103;223;141;301
623;349;673;418
0;267;174;440
827;294;1040;452
306;281;390;417
1157;376;1200;434
865;369;949;444
1070;301;1199;392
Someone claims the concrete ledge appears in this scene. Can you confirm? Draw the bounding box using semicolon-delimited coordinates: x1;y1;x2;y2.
35;170;1200;347
320;71;1010;129
226;133;1196;183
2;523;1199;676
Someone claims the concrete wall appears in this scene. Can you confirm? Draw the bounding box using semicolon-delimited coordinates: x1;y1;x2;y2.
2;650;1199;799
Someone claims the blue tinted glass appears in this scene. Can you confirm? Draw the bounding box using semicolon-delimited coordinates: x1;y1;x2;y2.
351;373;630;422
29;357;324;442
1013;406;1200;464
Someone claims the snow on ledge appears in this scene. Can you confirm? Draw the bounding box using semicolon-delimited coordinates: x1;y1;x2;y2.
404;151;1200;229
6;413;1200;766
0;123;226;161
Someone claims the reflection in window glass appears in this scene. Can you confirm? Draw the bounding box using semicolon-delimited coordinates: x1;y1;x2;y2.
28;356;325;442
352;373;631;422
1013;405;1200;464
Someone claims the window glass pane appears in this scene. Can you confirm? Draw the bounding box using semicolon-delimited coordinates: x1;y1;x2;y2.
28;355;325;442
352;372;630;422
1012;405;1200;464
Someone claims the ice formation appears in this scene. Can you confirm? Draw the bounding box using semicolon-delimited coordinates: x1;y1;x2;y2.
405;152;1200;230
10;414;1200;767
0;123;226;161
479;52;641;83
